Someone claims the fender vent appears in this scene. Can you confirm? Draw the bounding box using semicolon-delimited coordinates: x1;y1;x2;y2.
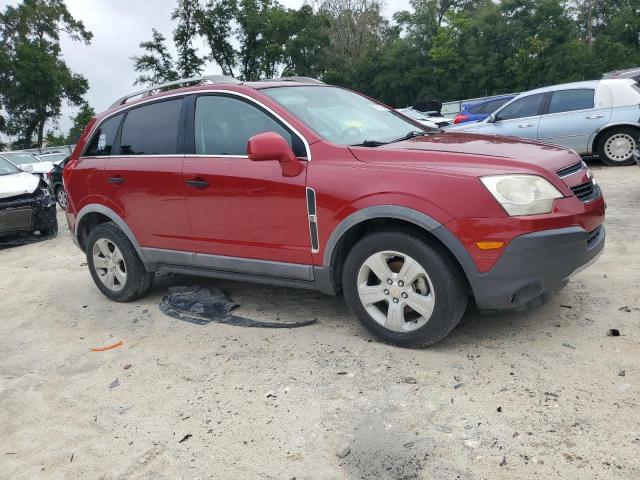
557;161;583;177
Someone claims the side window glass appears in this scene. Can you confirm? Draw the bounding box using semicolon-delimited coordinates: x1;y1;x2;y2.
194;95;306;157
467;104;483;114
84;114;123;156
496;94;544;121
486;98;509;113
119;99;182;155
548;89;595;114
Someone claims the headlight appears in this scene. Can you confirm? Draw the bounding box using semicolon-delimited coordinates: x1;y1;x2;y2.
481;174;563;216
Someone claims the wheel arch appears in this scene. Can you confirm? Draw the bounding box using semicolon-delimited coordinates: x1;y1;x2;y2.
322;206;479;292
75;204;146;261
591;122;640;154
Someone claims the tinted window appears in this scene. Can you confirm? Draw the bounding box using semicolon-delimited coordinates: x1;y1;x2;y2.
194;95;305;157
548;89;595;114
484;98;510;113
120;99;182;155
496;94;545;121
467;104;483;114
85;114;123;156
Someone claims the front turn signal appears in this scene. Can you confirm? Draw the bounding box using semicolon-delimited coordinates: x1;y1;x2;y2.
476;241;505;250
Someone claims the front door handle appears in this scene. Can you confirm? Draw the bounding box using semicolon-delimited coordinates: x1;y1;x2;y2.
587;114;605;119
107;176;125;184
186;179;209;189
518;123;533;128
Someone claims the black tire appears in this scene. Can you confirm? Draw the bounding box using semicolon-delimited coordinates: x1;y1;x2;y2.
54;185;67;211
342;230;468;348
38;208;58;237
597;126;638;166
86;222;155;302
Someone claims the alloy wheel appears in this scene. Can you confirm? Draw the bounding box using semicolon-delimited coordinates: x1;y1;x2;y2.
604;133;635;162
92;238;127;291
56;188;67;210
356;250;435;333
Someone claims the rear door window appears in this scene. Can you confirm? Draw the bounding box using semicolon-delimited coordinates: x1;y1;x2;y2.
496;94;545;121
194;95;306;157
84;113;123;156
547;89;595;114
119;99;182;155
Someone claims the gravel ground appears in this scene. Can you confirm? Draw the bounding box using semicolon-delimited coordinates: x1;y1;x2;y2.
1;162;639;479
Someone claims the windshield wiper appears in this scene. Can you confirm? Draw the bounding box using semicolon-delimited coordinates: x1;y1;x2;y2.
387;130;429;144
350;139;388;147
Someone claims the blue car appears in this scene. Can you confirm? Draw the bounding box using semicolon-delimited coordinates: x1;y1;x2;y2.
453;95;515;124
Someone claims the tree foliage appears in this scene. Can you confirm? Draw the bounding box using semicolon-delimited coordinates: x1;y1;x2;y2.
0;0;92;148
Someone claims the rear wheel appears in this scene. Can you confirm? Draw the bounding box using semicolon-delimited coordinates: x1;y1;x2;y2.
86;222;154;302
598;127;638;166
342;231;468;347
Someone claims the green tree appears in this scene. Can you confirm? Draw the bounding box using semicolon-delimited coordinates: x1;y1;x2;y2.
66;102;95;143
132;28;179;86
0;0;92;148
172;0;205;78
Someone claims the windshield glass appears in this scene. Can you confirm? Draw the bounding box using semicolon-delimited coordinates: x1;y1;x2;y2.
0;157;20;175
40;153;67;162
263;86;426;146
2;152;40;165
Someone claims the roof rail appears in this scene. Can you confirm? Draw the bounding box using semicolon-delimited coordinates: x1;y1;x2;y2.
262;76;325;85
110;75;242;108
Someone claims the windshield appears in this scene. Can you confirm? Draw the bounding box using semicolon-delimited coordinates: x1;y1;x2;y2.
1;152;40;165
40;153;67;162
0;157;20;175
263;86;427;146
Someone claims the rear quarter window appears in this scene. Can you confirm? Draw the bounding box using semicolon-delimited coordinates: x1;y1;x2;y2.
548;89;595;114
84;114;123;157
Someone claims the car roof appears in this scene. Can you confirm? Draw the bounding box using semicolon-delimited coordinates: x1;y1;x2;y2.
464;95;515;109
522;80;599;96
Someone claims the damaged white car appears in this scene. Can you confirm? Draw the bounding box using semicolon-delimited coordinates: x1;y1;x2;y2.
0;156;57;239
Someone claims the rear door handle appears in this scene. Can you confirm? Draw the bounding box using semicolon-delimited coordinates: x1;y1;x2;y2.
518;123;533;128
186;179;209;189
107;176;125;184
587;114;605;119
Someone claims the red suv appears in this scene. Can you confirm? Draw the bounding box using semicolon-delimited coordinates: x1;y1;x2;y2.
64;76;605;347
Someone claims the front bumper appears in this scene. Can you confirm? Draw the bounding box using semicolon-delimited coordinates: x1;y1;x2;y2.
0;189;57;238
470;225;605;311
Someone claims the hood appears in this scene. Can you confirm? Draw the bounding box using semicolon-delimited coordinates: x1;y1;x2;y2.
0;171;40;199
26;161;54;174
348;132;580;177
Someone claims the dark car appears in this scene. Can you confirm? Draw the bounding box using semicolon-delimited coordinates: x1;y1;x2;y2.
453;95;515;124
0;156;57;239
49;157;69;210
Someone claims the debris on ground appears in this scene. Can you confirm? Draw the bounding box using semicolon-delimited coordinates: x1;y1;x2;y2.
560;304;573;309
336;444;351;458
123;364;132;370
562;342;576;349
109;379;120;389
401;377;417;384
90;341;123;352
608;329;621;337
265;390;277;399
497;407;503;412
178;434;192;443
159;286;316;328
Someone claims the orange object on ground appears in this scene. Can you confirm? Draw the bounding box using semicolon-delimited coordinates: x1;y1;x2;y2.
90;341;123;352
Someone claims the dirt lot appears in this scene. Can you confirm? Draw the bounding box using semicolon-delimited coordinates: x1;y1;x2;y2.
1;163;639;479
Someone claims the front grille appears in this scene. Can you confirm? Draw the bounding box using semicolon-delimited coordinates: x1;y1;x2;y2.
571;180;601;202
587;226;602;248
557;161;583;177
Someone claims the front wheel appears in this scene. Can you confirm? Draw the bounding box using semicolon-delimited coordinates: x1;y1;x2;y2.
55;185;67;211
342;231;468;347
598;127;638;166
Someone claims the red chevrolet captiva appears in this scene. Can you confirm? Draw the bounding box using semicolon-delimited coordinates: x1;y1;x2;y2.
63;76;605;347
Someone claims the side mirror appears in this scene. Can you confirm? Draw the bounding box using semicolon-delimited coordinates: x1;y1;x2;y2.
247;132;302;177
22;164;35;172
488;112;497;123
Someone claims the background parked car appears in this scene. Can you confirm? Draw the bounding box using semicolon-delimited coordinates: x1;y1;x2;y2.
447;79;640;166
0;156;57;239
37;151;69;166
48;156;69;210
0;152;55;178
396;107;453;128
453;95;515;124
603;66;640;83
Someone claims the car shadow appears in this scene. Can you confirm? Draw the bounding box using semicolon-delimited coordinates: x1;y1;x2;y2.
0;232;55;250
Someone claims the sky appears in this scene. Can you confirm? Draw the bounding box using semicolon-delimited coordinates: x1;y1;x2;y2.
0;0;412;136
